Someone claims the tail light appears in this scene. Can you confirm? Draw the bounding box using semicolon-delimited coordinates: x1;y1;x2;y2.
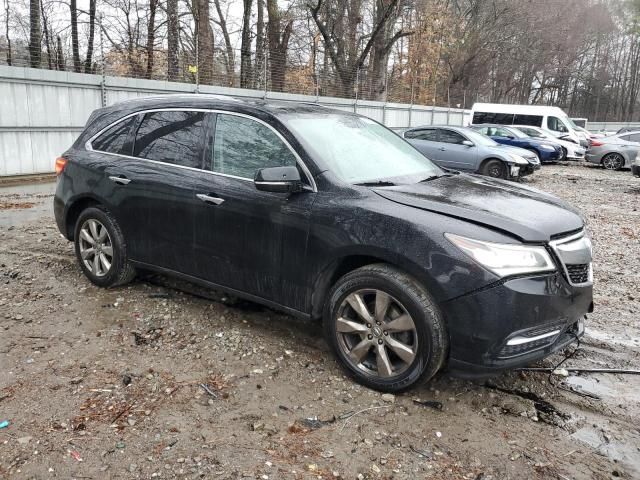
589;139;604;147
55;157;67;175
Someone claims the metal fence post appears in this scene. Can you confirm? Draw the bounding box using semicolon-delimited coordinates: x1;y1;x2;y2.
408;74;415;127
98;13;107;107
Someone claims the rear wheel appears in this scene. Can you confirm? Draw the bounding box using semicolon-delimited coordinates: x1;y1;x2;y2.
324;264;448;392
74;206;136;287
602;153;624;171
561;147;568;160
482;159;506;179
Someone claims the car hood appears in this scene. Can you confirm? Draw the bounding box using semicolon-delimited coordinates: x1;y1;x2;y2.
373;174;583;242
495;144;538;159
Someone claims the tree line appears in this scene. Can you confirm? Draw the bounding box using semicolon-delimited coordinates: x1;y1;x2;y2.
2;0;640;121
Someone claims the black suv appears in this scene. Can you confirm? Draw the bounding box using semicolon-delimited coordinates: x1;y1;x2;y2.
54;95;593;392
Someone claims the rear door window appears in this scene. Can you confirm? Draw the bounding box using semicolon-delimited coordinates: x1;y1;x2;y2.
133;110;207;169
209;113;298;179
91;116;136;155
405;129;439;141
439;129;466;144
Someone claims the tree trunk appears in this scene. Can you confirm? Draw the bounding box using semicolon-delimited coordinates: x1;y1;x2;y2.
195;0;215;85
213;0;235;84
56;35;65;71
167;0;179;81
70;0;81;73
40;0;52;69
29;0;41;68
84;0;96;73
255;0;265;88
266;0;292;92
145;0;158;79
4;0;11;66
240;0;253;88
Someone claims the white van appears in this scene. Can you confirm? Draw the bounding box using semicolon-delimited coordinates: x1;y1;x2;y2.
470;103;588;147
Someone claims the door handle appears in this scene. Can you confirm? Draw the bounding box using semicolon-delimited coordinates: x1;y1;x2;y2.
196;193;225;206
109;175;131;185
438;147;446;151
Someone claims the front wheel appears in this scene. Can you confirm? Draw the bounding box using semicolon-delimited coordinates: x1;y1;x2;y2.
482;159;507;179
324;264;448;392
602;153;624;170
74;206;136;288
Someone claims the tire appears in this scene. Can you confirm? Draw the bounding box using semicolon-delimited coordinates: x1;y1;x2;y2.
561;147;567;161
602;153;624;171
323;264;448;392
73;206;136;288
482;159;506;179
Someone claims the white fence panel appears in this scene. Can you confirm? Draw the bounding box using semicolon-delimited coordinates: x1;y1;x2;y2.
0;65;472;176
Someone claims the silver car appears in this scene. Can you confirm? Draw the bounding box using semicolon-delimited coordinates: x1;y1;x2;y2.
586;131;640;170
402;125;540;179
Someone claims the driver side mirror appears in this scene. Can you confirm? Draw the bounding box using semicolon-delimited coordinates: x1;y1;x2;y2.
254;166;304;193
462;140;474;147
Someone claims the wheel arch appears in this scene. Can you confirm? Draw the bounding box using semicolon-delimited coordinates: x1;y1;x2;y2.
310;249;444;321
601;150;628;166
478;157;506;172
64;195;103;240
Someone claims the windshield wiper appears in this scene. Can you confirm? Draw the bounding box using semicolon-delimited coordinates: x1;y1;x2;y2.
354;180;396;187
419;171;457;183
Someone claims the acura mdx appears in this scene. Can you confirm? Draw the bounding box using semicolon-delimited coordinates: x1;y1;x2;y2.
54;95;593;392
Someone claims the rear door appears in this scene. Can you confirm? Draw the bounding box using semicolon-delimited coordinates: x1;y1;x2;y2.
98;109;210;274
435;129;477;170
191;112;317;310
404;128;441;160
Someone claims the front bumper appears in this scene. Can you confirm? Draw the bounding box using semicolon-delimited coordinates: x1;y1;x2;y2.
539;149;563;163
441;272;593;378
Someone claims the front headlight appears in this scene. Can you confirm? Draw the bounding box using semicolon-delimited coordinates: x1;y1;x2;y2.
539;145;555;151
508;154;529;165
445;233;556;277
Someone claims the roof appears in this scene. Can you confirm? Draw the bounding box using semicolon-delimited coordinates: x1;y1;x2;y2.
109;93;332;116
471;102;568;116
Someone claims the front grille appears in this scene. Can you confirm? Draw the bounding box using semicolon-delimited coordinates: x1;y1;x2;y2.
565;263;590;284
549;231;593;286
498;337;552;358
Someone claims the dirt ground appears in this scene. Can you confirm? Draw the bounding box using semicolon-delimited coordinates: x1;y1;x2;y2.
1;163;639;480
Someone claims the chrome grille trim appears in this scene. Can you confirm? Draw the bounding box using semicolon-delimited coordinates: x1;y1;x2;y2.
549;230;593;287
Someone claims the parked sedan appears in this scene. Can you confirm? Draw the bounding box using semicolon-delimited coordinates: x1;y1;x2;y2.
54;95;593;392
586;131;640;170
511;125;586;161
471;124;563;163
402;125;540;179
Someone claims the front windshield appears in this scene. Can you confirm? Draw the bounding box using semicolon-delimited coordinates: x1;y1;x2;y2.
283;114;442;184
462;128;499;146
566;117;578;128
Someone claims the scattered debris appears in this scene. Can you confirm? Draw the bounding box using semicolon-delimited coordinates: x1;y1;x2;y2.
519;367;640;375
0;420;8;429
381;393;395;403
122;374;132;386
68;449;82;462
413;399;443;410
409;445;434;459
300;416;336;429
200;383;217;399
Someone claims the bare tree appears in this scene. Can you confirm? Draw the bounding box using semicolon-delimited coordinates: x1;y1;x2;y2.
167;0;179;81
240;0;253;87
3;0;10;66
195;0;215;84
70;0;81;72
29;0;41;68
145;0;158;79
84;0;97;73
213;0;235;83
266;0;292;92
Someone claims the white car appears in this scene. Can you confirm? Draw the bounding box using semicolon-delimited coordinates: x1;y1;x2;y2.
512;125;586;161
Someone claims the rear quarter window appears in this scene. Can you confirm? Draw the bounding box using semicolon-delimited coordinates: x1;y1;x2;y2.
91;116;136;155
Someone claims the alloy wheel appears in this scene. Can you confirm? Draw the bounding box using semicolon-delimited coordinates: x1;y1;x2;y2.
336;289;419;378
78;219;113;277
602;153;624;170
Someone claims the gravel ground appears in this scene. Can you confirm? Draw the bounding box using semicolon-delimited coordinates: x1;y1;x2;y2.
1;163;639;479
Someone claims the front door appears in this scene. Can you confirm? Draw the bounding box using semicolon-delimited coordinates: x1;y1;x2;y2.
191;113;316;310
435;129;477;170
